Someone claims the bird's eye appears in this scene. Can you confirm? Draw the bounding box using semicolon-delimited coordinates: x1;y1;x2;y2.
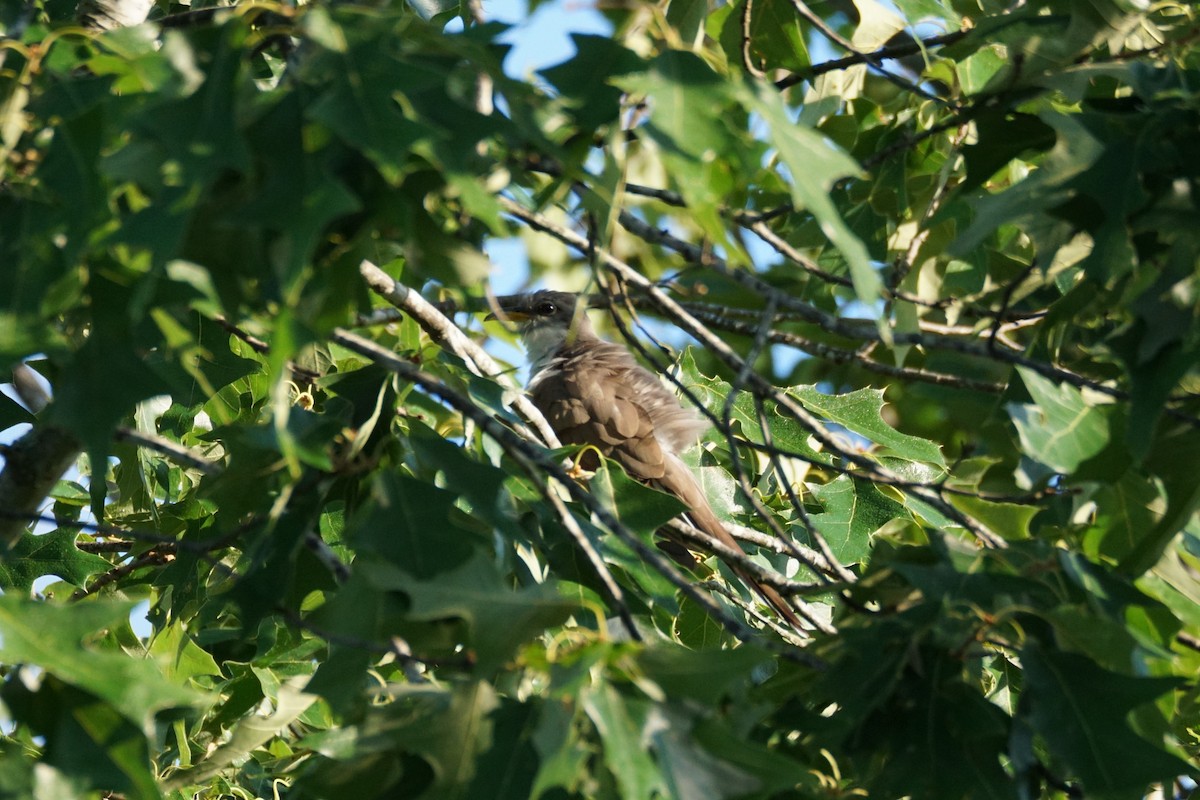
534;301;558;316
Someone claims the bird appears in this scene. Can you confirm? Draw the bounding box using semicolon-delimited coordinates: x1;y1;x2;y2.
490;289;803;632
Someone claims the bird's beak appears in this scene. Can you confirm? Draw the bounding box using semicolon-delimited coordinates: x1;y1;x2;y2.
485;295;529;322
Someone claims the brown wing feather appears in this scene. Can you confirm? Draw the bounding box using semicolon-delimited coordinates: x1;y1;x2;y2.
531;355;668;479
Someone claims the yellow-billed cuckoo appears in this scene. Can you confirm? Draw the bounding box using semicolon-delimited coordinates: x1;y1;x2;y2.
492;290;802;631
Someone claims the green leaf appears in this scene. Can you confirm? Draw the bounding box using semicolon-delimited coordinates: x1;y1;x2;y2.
0;390;35;429
167;678;316;789
1020;642;1192;799
0;529;112;592
1083;472;1164;562
962;110;1056;192
0;597;201;733
665;0;707;46
2;679;162;800
530;700;592;798
689;715;814;797
951;113;1105;261
946;493;1038;541
349;472;484;579
304;16;440;184
1007;367;1110;474
1120;426;1200;575
298;681;499;798
679;350;827;464
717;0;808;73
789;384;947;469
808;475;906;564
652;707;763;800
593;459;688;535
464;699;540;800
148;622;223;684
362;553;577;675
636;644;772;704
540;35;645;130
56;321;162;463
681;351;946;471
407;422;526;538
614;52;747;251
741;82;881;312
581;683;666;800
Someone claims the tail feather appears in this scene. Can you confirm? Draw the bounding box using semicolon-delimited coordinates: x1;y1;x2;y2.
657;455;805;634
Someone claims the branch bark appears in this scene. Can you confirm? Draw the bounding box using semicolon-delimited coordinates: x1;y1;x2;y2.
358;260;561;448
0;426;82;550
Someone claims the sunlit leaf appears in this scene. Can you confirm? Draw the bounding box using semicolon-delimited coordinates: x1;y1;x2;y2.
0;529;111;592
1007;367;1110;474
0;597;201;733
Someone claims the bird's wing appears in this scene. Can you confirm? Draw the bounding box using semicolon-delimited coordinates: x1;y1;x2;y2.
530;359;669;481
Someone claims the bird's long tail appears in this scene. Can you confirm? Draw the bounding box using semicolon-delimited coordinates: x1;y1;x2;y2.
656;457;805;634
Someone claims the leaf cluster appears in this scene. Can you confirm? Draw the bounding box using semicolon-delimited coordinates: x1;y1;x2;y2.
0;0;1198;797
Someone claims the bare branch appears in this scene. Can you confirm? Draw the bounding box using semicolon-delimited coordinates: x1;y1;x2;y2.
672;301;1008;394
540;482;643;642
115;427;221;476
358;260;561;448
753;395;859;584
612;209;1197;423
0;426;82;551
662;519;828;598
774;29;968;89
740;0;767;79
215;315;270;354
71;550;174;600
786;0;955;107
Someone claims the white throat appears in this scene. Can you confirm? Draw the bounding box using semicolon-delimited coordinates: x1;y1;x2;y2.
523;324;569;381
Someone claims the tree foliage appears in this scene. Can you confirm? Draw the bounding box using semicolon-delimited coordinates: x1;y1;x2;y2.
0;0;1198;796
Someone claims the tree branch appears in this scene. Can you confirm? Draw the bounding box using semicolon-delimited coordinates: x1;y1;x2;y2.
358;260;561;448
613;209;1200;426
115;427;221;476
0;426;82;551
774;29;968;90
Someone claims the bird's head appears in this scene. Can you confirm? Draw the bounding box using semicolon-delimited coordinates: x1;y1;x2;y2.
489;290;589;338
488;290;594;370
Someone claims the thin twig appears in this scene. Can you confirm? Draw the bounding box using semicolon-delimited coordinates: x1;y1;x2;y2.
115;427;221;476
710;292;834;633
887;120;970;295
662;519;826;598
723;520;849;581
673;302;1008;393
614;209;1200;427
537;470;643;642
775;29;969;89
71;551;175;600
358;260;561;448
786;0;954;107
754;394;859;584
215;315;270;354
740;0;767;79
